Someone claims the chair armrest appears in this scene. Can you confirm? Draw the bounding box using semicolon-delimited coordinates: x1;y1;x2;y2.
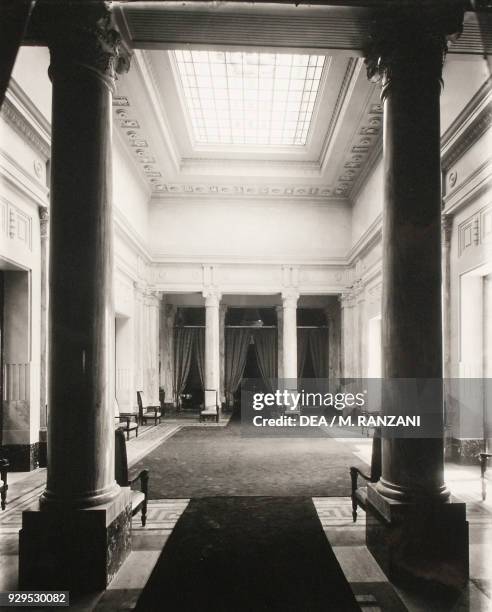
129;469;149;496
350;466;372;485
119;413;139;422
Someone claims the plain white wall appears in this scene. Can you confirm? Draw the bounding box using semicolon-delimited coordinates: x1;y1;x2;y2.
149;199;351;262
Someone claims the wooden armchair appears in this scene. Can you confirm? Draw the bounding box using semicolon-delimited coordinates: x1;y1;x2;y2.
115;398;139;440
114;428;149;526
349;427;382;522
137;391;162;426
200;389;220;423
0;457;9;510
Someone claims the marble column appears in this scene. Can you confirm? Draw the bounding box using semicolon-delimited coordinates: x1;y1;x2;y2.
204;290;221;397
219;304;227;405
281;292;298;382
276;305;284;380
339;291;355;379
161;302;176;407
133;282;145;394
364;8;468;589
325;303;341;384
38;207;49;467
19;3;132;592
442;215;453;457
144;290;160;404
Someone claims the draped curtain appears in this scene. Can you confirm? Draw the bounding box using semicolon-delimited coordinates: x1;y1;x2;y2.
195;327;205;389
309;328;329;379
297;328;310;379
173;327;195;405
253;328;277;391
224;328;251;403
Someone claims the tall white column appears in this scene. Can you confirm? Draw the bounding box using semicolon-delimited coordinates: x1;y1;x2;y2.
276;305;284;379
282;292;299;381
325;303;341;383
133;282;145;394
340;291;355;379
160;300;176;407
204;290;221;394
219;304;227;404
144;290;160;404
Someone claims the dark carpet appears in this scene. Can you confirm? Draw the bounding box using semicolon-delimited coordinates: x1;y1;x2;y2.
135;496;360;612
132;417;367;498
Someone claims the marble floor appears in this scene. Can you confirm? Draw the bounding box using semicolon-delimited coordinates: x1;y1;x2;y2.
1;426;491;611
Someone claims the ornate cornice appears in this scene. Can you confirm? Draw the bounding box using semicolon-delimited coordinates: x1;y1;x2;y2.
441;79;492;172
1;94;50;160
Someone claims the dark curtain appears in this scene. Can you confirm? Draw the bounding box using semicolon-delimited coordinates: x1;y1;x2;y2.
224;328;250;404
195;327;205;389
253;328;277;391
310;328;329;379
297;328;310;378
173;327;195;405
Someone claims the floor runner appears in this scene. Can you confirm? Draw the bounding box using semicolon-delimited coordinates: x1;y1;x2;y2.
135;496;360;612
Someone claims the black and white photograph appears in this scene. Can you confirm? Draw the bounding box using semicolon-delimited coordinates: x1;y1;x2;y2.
0;0;491;610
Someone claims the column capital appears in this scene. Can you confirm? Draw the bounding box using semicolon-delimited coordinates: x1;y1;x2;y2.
339;290;355;309
281;291;299;309
203;289;221;308
442;213;453;247
39;206;49;239
364;7;464;98
34;1;131;88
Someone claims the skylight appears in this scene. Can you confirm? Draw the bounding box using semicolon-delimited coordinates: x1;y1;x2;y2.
172;50;325;147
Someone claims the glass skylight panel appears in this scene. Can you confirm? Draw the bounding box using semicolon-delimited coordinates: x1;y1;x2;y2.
173;50;325;146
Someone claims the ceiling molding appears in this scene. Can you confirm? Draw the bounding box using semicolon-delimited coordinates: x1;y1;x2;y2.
349;135;382;204
151;182;347;202
319;57;361;172
113;125;152;198
441;78;492;171
134;50;182;173
2;79;51;159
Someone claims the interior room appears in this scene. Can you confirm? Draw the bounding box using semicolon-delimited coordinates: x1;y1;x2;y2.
0;1;491;610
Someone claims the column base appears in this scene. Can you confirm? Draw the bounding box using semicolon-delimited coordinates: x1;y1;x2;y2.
18;488;132;594
365;484;469;593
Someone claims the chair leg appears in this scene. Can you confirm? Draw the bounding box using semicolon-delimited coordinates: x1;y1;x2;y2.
126;429;130;441
1;488;7;511
350;467;358;522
